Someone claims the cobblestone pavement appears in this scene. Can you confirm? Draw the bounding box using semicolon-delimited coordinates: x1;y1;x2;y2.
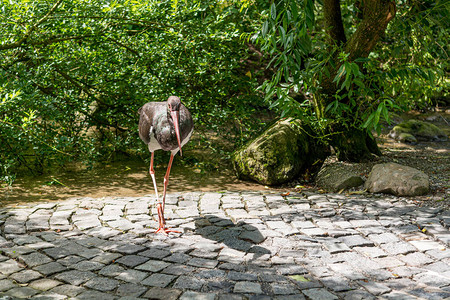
0;191;449;299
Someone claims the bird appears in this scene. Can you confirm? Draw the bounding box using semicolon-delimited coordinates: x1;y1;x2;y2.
138;96;193;234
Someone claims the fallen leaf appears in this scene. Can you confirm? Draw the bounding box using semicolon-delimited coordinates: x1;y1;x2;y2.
281;192;290;196
289;275;310;282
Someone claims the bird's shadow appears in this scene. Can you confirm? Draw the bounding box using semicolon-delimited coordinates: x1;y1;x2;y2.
192;214;270;256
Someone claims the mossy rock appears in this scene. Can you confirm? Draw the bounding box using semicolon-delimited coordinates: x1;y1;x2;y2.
316;163;365;192
232;118;329;185
389;119;448;142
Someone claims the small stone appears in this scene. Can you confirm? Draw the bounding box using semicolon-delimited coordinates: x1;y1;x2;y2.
0;259;24;275
233;281;262;294
0;279;17;292
116;269;148;283
302;288;338;300
358;280;391;295
84;277;120;291
142;273;176;288
55;270;96;286
33;262;67;276
173;276;205;290
187;257;219;269
9;269;42;283
28;278;62;291
143;287;182;300
339;235;374;248
5;287;39;298
180;291;217;300
115;283;148;297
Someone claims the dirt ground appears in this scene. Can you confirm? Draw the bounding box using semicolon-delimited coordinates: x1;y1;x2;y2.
1;110;448;209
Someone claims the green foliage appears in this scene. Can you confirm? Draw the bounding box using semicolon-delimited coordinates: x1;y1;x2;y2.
0;0;265;184
253;0;449;136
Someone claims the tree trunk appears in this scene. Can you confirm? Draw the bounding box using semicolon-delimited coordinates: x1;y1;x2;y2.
316;0;396;162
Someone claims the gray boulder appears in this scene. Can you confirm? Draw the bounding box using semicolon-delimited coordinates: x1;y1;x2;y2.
365;163;429;196
232;118;329;185
316;164;365;192
389;119;448;143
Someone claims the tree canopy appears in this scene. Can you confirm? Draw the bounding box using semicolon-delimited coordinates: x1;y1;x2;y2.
1;0;448;185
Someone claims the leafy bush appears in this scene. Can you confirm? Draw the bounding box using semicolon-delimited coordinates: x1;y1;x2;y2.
0;0;266;184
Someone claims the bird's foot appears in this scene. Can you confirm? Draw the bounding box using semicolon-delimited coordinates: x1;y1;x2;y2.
155;226;181;235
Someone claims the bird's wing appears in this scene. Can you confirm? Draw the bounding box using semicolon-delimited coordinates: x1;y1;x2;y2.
138;102;161;144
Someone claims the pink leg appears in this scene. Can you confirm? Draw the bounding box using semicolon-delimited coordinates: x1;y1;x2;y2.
155;153;180;235
149;152;159;202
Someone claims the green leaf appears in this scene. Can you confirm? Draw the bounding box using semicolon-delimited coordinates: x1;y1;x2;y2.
289;275;310;282
270;2;276;20
262;21;268;38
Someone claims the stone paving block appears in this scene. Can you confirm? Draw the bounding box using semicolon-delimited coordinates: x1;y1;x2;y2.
0;279;17;292
373;256;405;268
18;252;53;267
320;276;352;292
54;270;96;286
84;277;120;291
115;282;147;297
9;269;42;283
115;269;148;283
72;260;104;271
136;259;171;272
413;271;450;287
409;239;445;252
380;242;417;255
357;280;391;295
300;227;328;237
5;286;38;298
187;257;219;269
98;264;125;277
108;243;146;254
33;261;67;276
57;255;84;266
270;282;300;295
173;275;205;290
322;241;351;254
338;235;374;248
327;263;366;280
354;246;387;258
143;287;182;300
163;264;196;275
0;259;24;275
302;288;338;300
1;245;34;258
400;252;434;267
115;254;149;267
233;281;263;294
28;278;62;291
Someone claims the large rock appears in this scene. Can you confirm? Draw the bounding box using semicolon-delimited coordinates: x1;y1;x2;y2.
365;163;429;196
232;118;329;185
389;119;448;143
316;163;365;192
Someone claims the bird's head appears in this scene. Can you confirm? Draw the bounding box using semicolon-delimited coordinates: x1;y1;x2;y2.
167;96;183;156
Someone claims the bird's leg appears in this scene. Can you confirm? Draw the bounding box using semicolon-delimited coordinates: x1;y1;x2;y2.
149;152;159;202
149;152;165;231
155;153;180;234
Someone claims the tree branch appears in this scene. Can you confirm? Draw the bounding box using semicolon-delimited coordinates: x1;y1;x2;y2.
323;0;347;45
0;0;63;50
345;0;396;60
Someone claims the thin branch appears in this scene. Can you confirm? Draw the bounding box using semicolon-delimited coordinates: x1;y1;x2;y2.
0;0;63;50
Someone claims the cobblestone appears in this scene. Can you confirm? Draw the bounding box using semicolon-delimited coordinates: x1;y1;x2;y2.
0;191;448;299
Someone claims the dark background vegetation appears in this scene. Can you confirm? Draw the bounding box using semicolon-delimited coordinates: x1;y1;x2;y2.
1;0;448;186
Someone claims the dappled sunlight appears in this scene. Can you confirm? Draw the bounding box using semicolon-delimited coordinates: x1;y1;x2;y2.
0;159;270;207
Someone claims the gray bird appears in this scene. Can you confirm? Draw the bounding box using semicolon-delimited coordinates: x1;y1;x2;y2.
138;96;193;234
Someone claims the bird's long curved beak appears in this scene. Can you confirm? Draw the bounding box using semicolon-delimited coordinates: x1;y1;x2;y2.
171;111;183;156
